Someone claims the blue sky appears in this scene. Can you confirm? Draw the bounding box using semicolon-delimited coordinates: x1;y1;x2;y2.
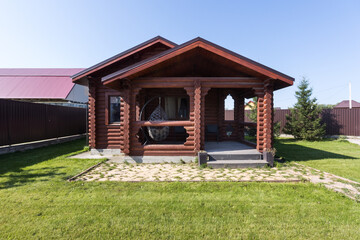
0;0;359;108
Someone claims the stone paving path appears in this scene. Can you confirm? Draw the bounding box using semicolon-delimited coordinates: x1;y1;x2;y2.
76;161;360;201
347;138;360;146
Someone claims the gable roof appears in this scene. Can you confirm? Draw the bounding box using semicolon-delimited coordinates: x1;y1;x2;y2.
334;100;360;108
72;36;177;81
102;37;294;85
0;68;85;100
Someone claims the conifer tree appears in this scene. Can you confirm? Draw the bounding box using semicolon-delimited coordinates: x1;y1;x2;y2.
284;78;325;140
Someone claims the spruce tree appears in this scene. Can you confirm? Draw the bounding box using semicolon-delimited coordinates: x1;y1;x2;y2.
284;78;326;140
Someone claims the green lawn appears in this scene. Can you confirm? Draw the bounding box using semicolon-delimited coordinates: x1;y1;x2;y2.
275;138;360;182
1;139;360;239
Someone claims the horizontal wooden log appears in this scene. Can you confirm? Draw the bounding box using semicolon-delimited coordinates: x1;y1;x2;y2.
133;120;193;127
202;82;262;88
135;77;260;83
133;83;194;88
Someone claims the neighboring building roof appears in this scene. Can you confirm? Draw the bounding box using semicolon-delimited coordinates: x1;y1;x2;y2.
0;68;84;76
245;101;255;110
334;100;360;108
101;37;294;85
72;36;177;81
0;68;86;101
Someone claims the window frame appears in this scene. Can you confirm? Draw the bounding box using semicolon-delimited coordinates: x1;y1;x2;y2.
105;92;121;125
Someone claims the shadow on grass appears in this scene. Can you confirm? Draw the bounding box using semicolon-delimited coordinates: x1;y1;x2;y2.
275;138;356;162
0;139;85;189
0;167;65;189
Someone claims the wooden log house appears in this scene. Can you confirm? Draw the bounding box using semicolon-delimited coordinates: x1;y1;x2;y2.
72;36;294;163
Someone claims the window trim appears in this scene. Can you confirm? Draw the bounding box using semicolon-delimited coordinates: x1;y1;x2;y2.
105;92;121;125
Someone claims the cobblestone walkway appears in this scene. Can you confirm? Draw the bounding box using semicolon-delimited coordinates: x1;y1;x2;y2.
76;162;360;201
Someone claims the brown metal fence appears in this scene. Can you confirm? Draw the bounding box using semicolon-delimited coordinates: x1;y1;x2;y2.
0;99;86;146
243;108;360;136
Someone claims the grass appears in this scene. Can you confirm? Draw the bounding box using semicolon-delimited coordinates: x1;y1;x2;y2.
0;139;360;239
275;138;360;182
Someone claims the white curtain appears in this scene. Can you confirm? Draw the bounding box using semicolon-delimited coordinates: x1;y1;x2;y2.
165;97;176;119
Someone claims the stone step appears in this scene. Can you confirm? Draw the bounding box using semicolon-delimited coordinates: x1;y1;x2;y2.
208;153;262;161
207;160;268;169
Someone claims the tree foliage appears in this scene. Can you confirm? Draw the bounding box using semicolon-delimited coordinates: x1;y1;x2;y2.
246;98;258;137
247;97;258;122
284;78;326;140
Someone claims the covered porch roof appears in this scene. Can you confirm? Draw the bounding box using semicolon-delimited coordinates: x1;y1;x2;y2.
101;37;294;91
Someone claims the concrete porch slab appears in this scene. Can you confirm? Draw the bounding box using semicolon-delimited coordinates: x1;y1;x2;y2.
205;141;260;155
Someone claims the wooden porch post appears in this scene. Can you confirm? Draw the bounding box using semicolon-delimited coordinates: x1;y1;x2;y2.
122;87;131;155
88;78;97;149
194;80;201;152
255;79;274;152
236;95;245;141
129;87;142;154
200;87;210;150
256;92;265;152
218;89;226;141
263;80;274;150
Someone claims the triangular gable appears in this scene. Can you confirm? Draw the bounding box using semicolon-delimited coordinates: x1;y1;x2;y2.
72;36;177;83
102;37;294;85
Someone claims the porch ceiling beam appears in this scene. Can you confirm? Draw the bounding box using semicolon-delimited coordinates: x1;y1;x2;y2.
201;82;263;88
136;77;261;83
133;82;263;88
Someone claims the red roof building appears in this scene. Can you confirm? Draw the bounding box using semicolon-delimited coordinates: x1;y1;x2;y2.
0;68;87;105
334;100;360;108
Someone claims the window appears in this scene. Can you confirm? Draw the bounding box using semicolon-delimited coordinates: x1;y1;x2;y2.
109;96;121;124
224;94;234;120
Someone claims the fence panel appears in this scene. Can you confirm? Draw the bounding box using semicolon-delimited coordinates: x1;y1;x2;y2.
0;99;86;146
243;108;359;136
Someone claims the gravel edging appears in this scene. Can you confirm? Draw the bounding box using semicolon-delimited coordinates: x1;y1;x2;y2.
68;161;106;182
294;163;360;202
102;179;303;183
294;163;360;185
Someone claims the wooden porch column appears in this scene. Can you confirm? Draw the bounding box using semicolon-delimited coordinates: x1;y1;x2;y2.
200;87;210;149
88;78;97;149
235;95;245;141
256;92;265;152
194;80;201;152
255;79;274;152
263;80;274;150
122;88;131;155
218;89;226;141
129;87;142;154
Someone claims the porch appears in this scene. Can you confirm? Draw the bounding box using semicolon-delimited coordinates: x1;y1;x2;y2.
127;85;265;158
81;37;294;167
205;141;267;168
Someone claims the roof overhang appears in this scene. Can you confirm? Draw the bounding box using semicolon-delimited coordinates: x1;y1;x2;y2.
102;37;294;87
72;36;177;84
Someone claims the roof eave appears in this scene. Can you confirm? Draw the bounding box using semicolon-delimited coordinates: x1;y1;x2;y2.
72;36;177;82
101;37;294;85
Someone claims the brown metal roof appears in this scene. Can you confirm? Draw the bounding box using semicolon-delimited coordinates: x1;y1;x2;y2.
102;37;295;85
72;36;177;80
